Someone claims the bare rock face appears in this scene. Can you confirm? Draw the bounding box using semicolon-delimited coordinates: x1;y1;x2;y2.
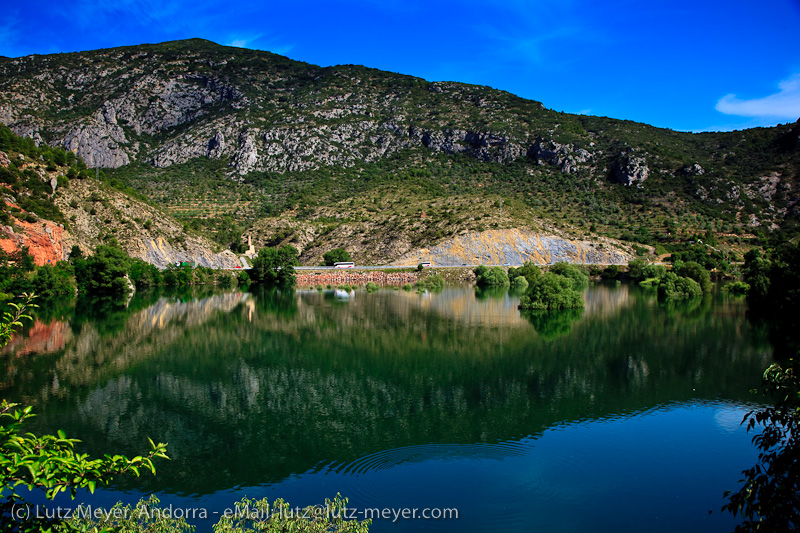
612;152;649;187
0;150;9;167
62;120;131;168
207;130;225;158
394;229;631;266
233;129;259;173
528;139;593;174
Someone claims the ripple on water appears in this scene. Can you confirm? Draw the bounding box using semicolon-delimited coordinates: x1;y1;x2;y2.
320;438;574;529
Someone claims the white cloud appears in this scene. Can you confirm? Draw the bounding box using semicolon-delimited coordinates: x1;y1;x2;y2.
716;74;800;120
228;39;248;48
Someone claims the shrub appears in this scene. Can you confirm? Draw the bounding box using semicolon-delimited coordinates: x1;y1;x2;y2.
519;273;585;310
474;265;510;287
658;272;703;299
508;262;541;285
416;274;445;291
550;262;589;287
723;280;750;294
510;275;529;290
365;281;380;292
674;260;712;293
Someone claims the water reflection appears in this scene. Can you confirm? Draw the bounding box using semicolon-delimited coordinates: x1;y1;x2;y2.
0;284;772;504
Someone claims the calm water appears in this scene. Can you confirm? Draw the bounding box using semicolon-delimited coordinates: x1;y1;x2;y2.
1;284;773;532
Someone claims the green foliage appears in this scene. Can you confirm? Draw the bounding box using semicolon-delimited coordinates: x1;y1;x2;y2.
507;262;541;286
473;265;510;287
31;262;75;297
674;260;712;293
128;258;162;289
744;242;800;315
0;294;35;348
723;362;800;531
75;241;131;296
723;281;750;294
323;248;352;266
365;281;380;293
657;272;703;300
0;401;168;500
519;272;585;310
211;494;370;532
550;262;589;287
415;274;445;291
510;275;529;290
601;264;620;280
626;258;647;281
250;245;299;288
66;495;193;532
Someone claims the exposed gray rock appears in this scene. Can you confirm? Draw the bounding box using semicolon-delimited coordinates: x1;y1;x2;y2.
207;130;225;158
61;120;131;167
527;139;593;174
683;163;705;175
0;150;9;167
232;129;259;173
612;152;649;187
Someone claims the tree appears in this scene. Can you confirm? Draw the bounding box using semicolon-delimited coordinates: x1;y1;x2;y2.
323;248;351;266
77;241;132;296
626;258;647;281
251;245;299;288
723;362;800;530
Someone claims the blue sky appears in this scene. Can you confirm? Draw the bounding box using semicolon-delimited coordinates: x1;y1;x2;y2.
2;0;799;132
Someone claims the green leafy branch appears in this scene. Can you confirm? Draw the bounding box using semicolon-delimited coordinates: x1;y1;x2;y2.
1;401;169;500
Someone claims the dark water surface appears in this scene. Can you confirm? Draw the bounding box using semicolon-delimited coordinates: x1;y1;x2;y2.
1;284;773;532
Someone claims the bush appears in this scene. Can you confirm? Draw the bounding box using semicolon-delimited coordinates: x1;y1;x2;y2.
508;262;541;286
365;281;380;292
519;273;585;310
601;264;620;280
550;262;589;287
510;275;529;290
416;274;445;291
674;260;712;293
31;262;75;297
474;265;510;287
723;280;750;294
658;272;703;299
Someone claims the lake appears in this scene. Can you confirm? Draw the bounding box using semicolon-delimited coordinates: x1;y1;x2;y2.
0;283;773;532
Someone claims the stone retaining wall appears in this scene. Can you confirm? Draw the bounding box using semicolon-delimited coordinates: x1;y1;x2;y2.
297;271;417;287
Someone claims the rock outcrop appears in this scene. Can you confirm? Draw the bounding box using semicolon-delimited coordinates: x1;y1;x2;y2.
394;229;631;266
612;152;649;187
527;138;593;174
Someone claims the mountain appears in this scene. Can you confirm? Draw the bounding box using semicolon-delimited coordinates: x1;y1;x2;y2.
1;38;798;265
